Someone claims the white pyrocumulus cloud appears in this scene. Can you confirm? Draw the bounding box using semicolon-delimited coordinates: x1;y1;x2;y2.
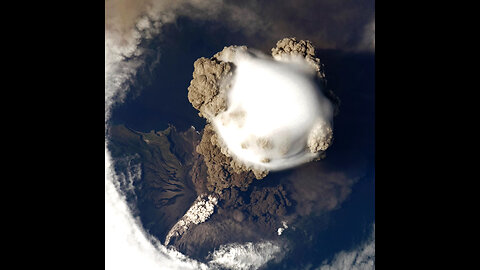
212;51;333;171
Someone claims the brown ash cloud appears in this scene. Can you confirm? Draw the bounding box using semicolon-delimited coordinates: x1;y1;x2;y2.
187;38;339;195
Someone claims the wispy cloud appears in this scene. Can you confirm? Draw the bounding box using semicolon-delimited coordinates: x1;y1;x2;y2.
316;223;375;270
208;241;284;270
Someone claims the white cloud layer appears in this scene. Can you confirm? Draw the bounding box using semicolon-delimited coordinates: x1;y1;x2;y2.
208;241;284;270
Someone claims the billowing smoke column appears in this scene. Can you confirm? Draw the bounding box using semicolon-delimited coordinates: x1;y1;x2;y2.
188;38;336;190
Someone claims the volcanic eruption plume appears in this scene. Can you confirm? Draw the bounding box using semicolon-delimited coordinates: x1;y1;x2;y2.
105;0;374;268
188;38;338;193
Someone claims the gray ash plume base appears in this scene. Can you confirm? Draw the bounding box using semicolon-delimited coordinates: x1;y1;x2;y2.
187;38;339;191
107;38;349;262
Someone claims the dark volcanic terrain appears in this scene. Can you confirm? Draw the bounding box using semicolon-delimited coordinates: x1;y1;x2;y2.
107;123;359;262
